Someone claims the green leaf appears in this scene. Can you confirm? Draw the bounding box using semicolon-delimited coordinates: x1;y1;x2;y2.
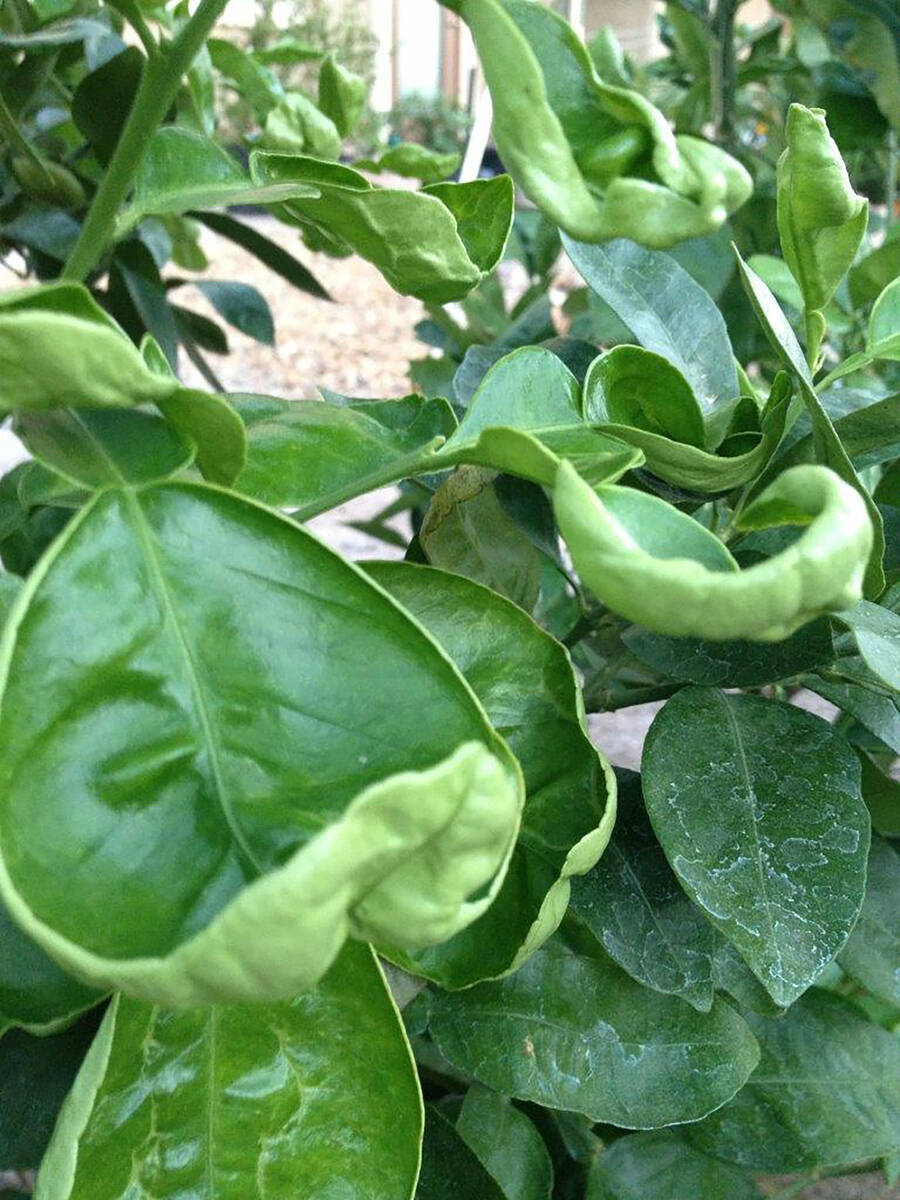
0;483;523;1006
836;599;900;692
444;346;643;487
366;561;615;987
428;944;759;1128
837;834;900;1006
0;898;100;1033
688;989;900;1170
417;1106;506;1200
250;153;513;303
0;283;177;412
234;392;457;515
570;771;717;1011
735;250;885;596
154;387;247;487
15;409;195;488
850;238;900;307
71;46;143;166
806;674;900;755
117;128;321;233
0;17;108;46
0;1013;101;1172
562;236;738;406
642;688;870;1007
356;144;461;184
776;104;868;315
623;618;834;688
420;468;543;610
440;0;750;245
858;751;900;837
869;275;900;362
456;1086;553;1200
263;91;342;158
554;461;871;641
36;943;421;1199
196;280;275;346
1;209;81;262
207;37;283;120
586;1131;762;1200
584;346;706;448
318;52;367;137
192;210;331;301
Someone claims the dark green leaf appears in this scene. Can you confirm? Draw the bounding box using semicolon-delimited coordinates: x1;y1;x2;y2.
196;280;274;346
457;1086;553;1200
71;46;143;165
688;989;900;1170
837;834;900;1005
417;1105;506;1200
587;1131;761;1200
192;211;331;301
429;944;759;1128
642;688;869;1006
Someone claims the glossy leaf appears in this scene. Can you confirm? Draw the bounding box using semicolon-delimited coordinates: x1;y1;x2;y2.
642;688;869;1006
36;943;422;1199
250;154;513;303
439;0;750;246
417;1105;506;1200
16;409;195;488
586;1131;761;1200
0;483;523;1006
0;283;177;411
736;250;885;596
688;989;900;1171
570;771;717;1011
317;52;367;137
429;944;759;1128
584;346;706;448
367;562;615;987
356;143;461;184
456;1086;553;1200
837;834;900;1006
117;128;321;233
554;461;871;641
563;236;738;405
234;392;457;515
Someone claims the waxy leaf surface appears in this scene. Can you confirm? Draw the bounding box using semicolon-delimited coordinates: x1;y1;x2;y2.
429;944;759;1128
642;688;869;1006
0;483;522;1006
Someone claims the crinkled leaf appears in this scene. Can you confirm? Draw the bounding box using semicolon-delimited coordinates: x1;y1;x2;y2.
429;944;759;1128
317;52;367;137
357;143;461;184
586;1131;762;1200
555;461;871;641
563;236;738;406
250;153;513;303
584;345;706;448
837;834;900;1006
688;989;900;1171
367;561;615;987
0;483;522;1007
16;409;195;488
642;688;869;1006
263;91;341;158
456;1086;553;1200
36;943;421;1199
570;771;717;1011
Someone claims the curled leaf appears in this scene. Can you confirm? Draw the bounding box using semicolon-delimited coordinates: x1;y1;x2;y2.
554;461;872;641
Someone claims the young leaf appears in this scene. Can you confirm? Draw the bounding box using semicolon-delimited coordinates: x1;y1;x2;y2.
263;91;341;158
367;562;615;987
837;834;900;1006
642;688;870;1006
554;461;871;641
0;283;177;411
587;1131;762;1200
317;52;367;138
688;989;900;1171
584;346;707;448
0;483;523;1006
563;236;738;405
36;943;422;1199
570;771;717;1011
16;409;195;488
356;144;461;184
456;1086;554;1200
428;944;759;1128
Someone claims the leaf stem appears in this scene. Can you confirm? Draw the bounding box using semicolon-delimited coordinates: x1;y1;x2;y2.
61;0;230;282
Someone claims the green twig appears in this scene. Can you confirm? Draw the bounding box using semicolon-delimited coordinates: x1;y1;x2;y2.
61;0;230;282
710;0;738;144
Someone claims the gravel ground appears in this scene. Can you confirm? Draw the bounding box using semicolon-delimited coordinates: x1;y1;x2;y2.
0;218;895;1199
